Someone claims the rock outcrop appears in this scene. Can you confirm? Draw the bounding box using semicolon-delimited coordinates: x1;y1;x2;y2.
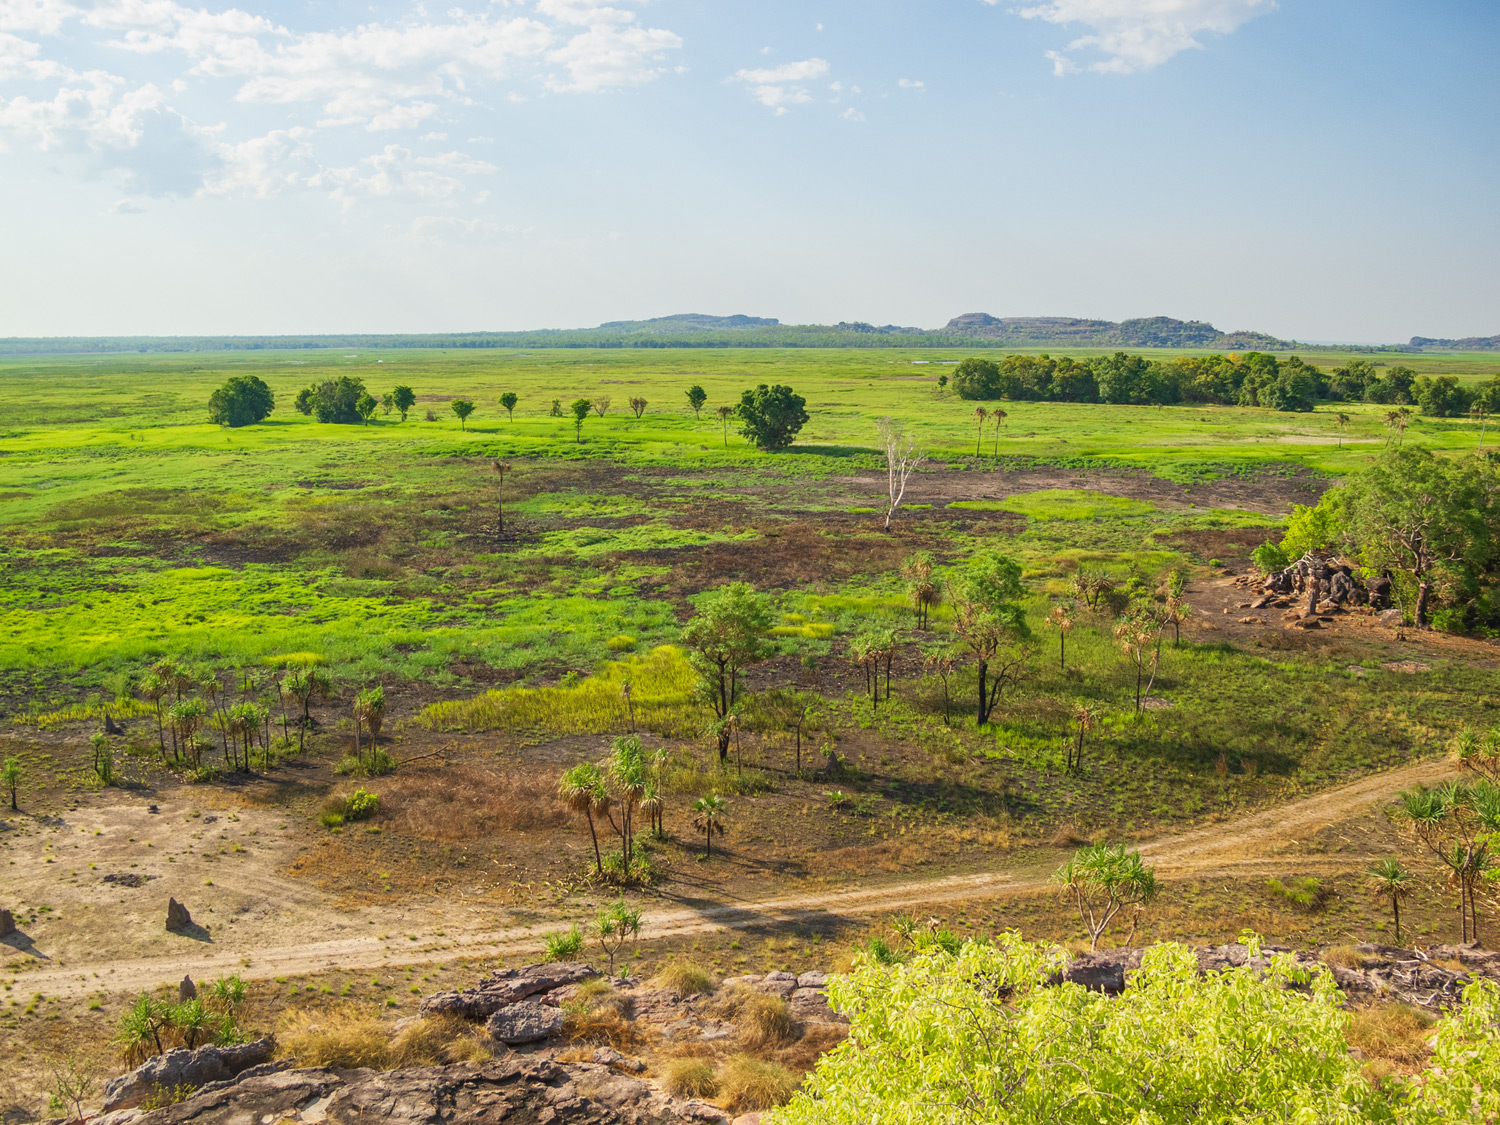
485;999;566;1045
95;1059;728;1125
421;960;597;1020
101;1037;277;1111
165;898;193;933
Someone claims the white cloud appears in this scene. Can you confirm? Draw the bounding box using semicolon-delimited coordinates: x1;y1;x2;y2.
1005;0;1276;74
546;22;682;92
898;77;924;90
730;56;829;113
841;107;864;122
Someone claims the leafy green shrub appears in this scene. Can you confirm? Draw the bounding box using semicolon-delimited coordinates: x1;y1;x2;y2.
544;925;584;961
335;751;397;778
1251;541;1289;576
606;634;636;652
321;788;380;829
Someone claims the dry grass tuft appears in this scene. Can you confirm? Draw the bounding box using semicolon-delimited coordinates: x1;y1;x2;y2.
563;985;639;1048
718;1054;800;1114
1049;823;1089;848
663;1058;718;1099
389;1014;493;1067
735;993;796;1050
1348;1003;1434;1073
276;1006;390;1069
770;1021;849;1076
375;766;567;841
653;961;717;1000
1322;944;1369;970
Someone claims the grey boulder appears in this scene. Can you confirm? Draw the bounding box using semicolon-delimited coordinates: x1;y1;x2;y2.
485;999;565;1044
102;1037;275;1110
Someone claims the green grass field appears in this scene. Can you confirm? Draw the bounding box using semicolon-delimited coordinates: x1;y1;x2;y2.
1;345;1495;704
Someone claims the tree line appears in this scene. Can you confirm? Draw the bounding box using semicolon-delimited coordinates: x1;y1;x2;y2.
952;352;1500;414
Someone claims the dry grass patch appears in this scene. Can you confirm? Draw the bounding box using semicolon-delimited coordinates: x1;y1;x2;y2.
769;1021;849;1077
718;1054;800;1115
375;765;568;841
390;1014;493;1066
563;983;640;1049
715;989;796;1050
663;1058;718;1099
653;961;717;1000
1322;944;1369;970
276;1005;390;1068
1348;1003;1434;1074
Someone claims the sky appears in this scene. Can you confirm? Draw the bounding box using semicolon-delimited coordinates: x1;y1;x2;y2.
1;0;1496;342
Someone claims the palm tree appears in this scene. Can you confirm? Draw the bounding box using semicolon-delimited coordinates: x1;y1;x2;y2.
1472;401;1490;449
692;795;726;858
640;779;665;840
1335;412;1350;449
991;408;1007;455
1365;858;1416;943
1046;602;1075;671
1068;703;1099;775
491;460;511;539
972;406;988;456
715;405;734;447
559;763;606;876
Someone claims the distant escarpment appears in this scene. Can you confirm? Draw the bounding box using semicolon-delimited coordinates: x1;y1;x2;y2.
944;314;1294;351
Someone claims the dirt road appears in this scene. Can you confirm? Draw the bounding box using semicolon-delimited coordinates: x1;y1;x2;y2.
4;757;1450;1001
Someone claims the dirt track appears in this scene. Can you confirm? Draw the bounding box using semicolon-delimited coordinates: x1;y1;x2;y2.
5;758;1451;1001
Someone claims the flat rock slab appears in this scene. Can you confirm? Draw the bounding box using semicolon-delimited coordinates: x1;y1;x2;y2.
102;1038;276;1111
422;961;597;1020
486;999;566;1044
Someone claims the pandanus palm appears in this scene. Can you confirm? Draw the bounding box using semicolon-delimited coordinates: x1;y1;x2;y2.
1365;858;1415;943
559;763;607;876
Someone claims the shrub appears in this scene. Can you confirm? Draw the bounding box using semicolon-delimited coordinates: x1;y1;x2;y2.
335;750;397;778
1251;541;1289;576
275;1007;389;1068
663;1058;718;1099
718;1054;800;1114
654;961;716;1000
606;634;637;652
321;788;380;829
544;925;585;961
389;1015;492;1067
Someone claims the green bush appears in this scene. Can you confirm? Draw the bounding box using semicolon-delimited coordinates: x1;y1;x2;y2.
1251;541;1289;576
544;925;584;961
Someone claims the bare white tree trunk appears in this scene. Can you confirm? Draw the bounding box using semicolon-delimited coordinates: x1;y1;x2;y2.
877;416;926;531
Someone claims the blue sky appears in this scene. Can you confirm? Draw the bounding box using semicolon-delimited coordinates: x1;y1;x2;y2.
1;0;1496;341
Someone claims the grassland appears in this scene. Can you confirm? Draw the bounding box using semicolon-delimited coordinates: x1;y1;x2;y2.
2;345;1499;1112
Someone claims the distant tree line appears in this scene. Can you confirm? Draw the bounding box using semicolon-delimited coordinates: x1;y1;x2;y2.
952;352;1500;415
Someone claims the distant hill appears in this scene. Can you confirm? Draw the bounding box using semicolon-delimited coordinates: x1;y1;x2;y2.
597;313;780;331
944;314;1293;351
1408;334;1500;351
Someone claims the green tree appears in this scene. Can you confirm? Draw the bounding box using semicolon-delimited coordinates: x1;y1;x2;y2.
606;735;648;872
207;375;275;427
559;762;607;877
686;384;707;418
1342;447;1499;628
391;385;416;421
715;404;733;446
451;399;475;430
681;583;774;762
951;357;1001;400
1056;843;1159;949
692;794;726;858
280;667;331;754
1415;375;1475;418
594;899;642;974
2;756;19;811
380;392;394;417
773;935;1400;1125
950;552;1030;726
355;393;377;426
736;383;808;450
1395;780;1500;943
1365;858;1415;943
500;391;519;420
294;376;366;423
570;398;592;442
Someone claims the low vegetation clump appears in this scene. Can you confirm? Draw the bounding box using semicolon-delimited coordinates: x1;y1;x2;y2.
663;1057;719;1099
653;961;717;1000
1347;1003;1435;1074
114;976;249;1067
275;1005;390;1068
388;1015;493;1067
544;925;585;961
719;1054;801;1114
1266;875;1330;911
319;787;380;829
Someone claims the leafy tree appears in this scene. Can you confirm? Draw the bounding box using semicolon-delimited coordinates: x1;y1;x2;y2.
1280;494;1344;559
355;393;377;426
606;735;648;871
737;383;808;450
549;399;563;417
500;391;519;420
628;396;647;418
380;392;394;417
559;762;607;876
1056;843;1158;949
681;583;773;761
592;395;612;418
692;794;726;858
1365;858;1415;943
2;756;19;811
207;375;275;427
1335;411;1350;448
686;384;707;418
951;357;1001;400
776;934;1397;1125
594;899;642;974
451;399;475;430
1415;375;1475;418
1342;447;1499;627
570;398;592;442
1251;540;1290;576
391;385;416;421
951;552;1031;726
294;376;366;423
715;404;733;446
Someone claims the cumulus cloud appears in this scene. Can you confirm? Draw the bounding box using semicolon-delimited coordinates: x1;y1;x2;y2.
0;0;683;201
1001;0;1276;74
730;56;829;114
